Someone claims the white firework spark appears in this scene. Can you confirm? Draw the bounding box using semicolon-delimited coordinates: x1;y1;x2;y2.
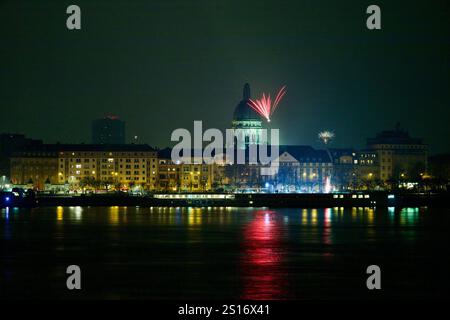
318;131;335;144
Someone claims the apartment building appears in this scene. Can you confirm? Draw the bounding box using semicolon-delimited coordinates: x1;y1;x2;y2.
11;144;157;191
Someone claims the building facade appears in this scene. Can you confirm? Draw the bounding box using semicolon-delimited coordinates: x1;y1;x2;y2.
328;148;355;191
367;124;427;182
10;148;58;190
57;145;158;191
263;146;333;193
11;144;158;191
156;148;215;192
353;150;380;189
0;133;43;179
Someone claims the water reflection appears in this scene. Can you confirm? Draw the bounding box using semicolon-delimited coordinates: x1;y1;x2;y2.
323;208;333;248
2;207;12;241
301;208;308;225
0;205;437;299
240;210;287;300
188;207;202;226
400;207;420;225
324;208;331;228
61;206;84;223
311;209;318;225
367;207;375;224
57;206;63;222
109;206;119;225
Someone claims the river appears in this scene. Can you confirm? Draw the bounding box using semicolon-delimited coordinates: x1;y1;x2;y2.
1;206;449;299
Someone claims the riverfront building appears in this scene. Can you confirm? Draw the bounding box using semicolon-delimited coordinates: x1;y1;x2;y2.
2;86;431;193
156;148;216;192
9;147;59;190
267;146;333;193
10;144;158;191
0;133;43;178
366;123;428;182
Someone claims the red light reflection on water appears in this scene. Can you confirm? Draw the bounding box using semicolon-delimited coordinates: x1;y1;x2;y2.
322;208;333;259
240;210;287;300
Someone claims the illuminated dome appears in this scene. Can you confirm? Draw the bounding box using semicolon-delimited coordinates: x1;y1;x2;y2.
233;83;261;121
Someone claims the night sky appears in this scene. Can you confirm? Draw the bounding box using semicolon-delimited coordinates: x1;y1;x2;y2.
1;0;449;153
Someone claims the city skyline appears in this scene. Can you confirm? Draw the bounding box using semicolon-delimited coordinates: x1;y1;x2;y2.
0;113;431;153
0;87;442;157
1;0;450;303
2;101;431;192
1;0;449;153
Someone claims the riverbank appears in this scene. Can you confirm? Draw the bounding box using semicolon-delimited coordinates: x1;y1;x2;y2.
2;191;449;208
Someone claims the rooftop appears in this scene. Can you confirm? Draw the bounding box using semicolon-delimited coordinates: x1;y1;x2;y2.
367;123;424;145
233;83;261;122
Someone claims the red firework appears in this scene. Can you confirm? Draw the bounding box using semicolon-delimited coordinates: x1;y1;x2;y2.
247;86;287;122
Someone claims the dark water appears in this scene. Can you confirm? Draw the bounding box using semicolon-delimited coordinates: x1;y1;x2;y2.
1;206;449;299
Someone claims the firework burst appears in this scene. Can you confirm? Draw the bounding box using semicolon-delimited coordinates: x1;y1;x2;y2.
318;131;335;144
247;86;287;122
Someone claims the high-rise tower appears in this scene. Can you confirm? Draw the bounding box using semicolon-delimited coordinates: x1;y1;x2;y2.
91;116;126;144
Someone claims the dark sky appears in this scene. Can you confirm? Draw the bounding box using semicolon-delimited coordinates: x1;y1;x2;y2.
1;0;449;153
